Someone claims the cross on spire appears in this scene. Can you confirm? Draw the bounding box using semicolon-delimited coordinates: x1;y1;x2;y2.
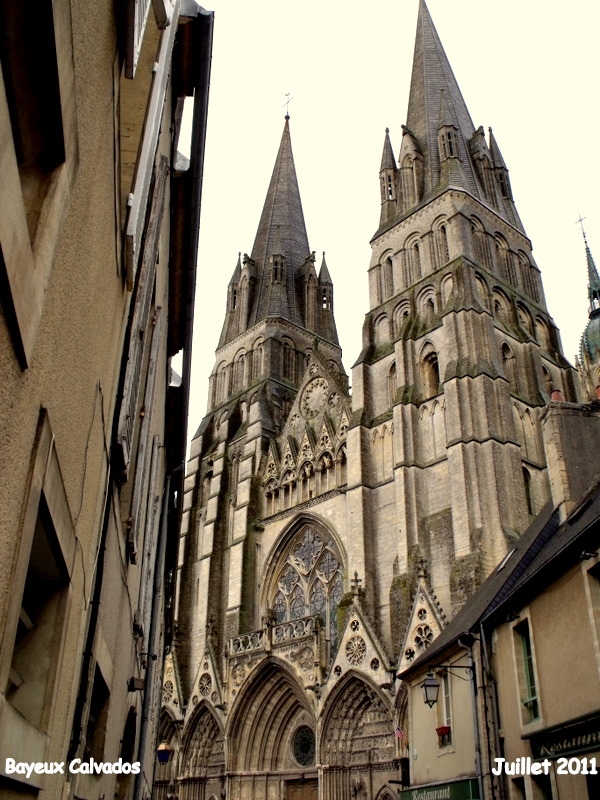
283;92;293;117
577;213;588;244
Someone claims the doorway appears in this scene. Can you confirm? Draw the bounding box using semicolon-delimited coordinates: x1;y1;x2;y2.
286;779;318;800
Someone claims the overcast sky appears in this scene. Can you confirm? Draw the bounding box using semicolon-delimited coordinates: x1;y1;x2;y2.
187;0;600;438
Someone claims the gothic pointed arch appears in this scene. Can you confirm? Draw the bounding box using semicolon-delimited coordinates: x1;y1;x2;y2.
261;515;346;648
227;658;316;772
181;702;225;783
320;671;396;773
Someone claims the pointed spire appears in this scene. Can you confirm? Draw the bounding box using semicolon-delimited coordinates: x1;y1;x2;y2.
488;127;508;170
583;229;600;312
248;116;310;328
228;252;242;285
407;0;479;198
580;226;600;366
319;252;332;284
380;128;397;172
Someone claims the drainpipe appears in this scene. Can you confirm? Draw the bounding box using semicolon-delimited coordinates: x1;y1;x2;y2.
133;472;174;800
479;622;505;800
459;637;485;800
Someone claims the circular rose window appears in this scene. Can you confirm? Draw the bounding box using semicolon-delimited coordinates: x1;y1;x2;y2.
292;725;315;767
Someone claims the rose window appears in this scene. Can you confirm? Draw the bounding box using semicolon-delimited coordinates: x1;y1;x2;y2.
293;726;316;767
198;673;212;696
162;680;173;703
345;636;367;666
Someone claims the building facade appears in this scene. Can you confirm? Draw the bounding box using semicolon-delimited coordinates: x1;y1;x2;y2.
0;1;212;799
161;3;583;799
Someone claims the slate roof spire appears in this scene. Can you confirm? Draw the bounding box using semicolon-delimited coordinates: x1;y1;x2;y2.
406;0;479;198
247;115;311;327
584;229;600;313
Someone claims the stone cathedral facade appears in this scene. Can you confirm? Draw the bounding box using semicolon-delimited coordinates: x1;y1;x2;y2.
156;3;585;799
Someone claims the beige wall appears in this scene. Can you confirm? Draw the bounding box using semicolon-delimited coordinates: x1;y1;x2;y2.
0;1;185;797
407;653;477;788
493;555;600;800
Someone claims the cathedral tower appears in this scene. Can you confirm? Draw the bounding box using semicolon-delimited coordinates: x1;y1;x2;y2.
158;4;580;799
361;0;578;624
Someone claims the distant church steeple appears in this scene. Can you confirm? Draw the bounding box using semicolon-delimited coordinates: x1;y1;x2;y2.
579;225;600;398
219;116;341;351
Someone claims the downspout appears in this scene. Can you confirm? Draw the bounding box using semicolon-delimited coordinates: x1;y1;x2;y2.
459;637;485;800
479;622;505;800
67;467;112;763
133;472;173;800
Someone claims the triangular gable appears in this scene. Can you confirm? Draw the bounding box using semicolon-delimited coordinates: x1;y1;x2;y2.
299;427;316;463
281;436;297;471
281;348;350;437
326;595;395;700
317;418;335;456
398;562;447;674
162;651;184;720
264;440;280;482
184;637;226;725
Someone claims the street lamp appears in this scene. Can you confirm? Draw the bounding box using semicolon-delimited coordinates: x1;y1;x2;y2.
419;664;474;707
420;672;440;708
157;740;174;764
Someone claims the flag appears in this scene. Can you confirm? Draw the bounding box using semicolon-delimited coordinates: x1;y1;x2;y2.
394;727;404;739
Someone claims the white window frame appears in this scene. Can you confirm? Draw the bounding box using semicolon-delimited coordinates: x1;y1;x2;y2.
124;1;180;286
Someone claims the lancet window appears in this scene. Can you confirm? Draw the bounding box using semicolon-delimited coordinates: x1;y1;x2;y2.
270;526;344;648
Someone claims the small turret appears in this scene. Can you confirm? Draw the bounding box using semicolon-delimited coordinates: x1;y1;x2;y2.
379;128;398;224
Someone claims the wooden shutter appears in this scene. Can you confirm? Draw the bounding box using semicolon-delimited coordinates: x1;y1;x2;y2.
117;157;168;480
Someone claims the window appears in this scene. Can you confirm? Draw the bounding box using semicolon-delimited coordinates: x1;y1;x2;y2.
388;362;397;406
84;665;111;761
0;0;65;241
514;619;539;723
269;526;344;653
437;672;452;746
422;346;440;398
2;410;76;755
0;0;77;366
7;496;69;730
523;467;533;515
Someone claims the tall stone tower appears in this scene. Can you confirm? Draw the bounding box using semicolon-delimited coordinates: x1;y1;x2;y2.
157;4;580;799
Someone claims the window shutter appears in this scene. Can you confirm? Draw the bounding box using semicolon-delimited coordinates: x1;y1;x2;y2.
117;157;168;480
125;0;153;79
124;2;179;286
152;0;177;29
127;307;163;562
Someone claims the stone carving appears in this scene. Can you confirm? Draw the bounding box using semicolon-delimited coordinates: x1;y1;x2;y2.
298;646;314;671
345;636;367;666
301;377;329;418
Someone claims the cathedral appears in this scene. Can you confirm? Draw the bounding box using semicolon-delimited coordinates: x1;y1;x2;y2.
155;3;591;799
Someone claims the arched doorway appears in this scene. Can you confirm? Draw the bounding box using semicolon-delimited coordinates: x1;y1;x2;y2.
320;673;398;798
228;659;317;799
179;703;225;800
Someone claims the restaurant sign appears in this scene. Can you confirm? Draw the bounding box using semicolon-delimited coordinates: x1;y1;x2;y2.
530;713;600;760
400;777;479;800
